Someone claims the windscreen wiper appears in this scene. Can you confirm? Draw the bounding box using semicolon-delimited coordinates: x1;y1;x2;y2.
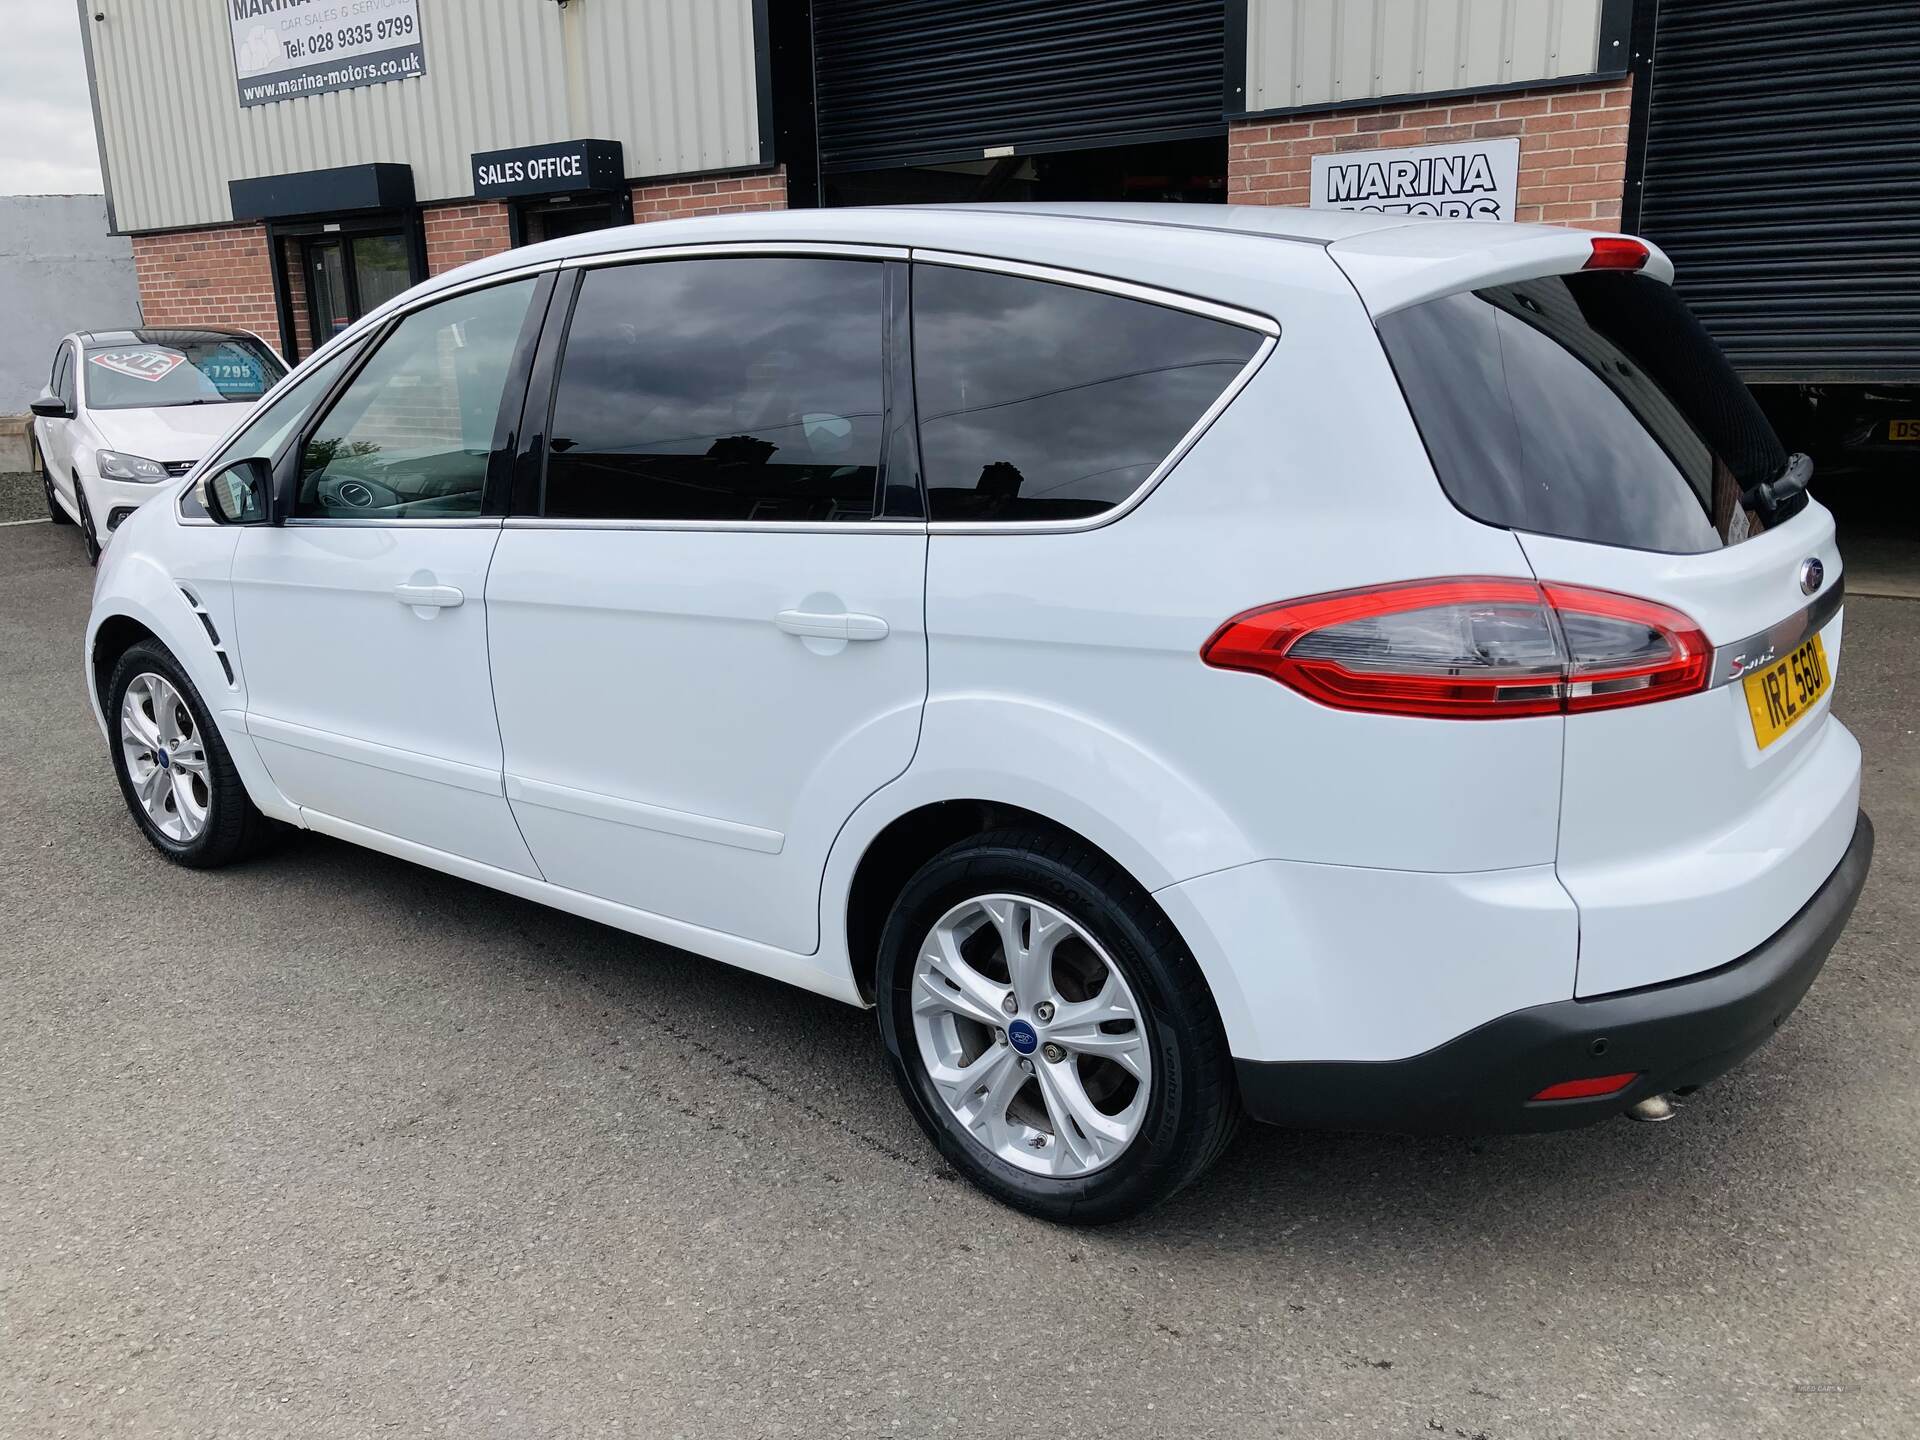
1749;452;1812;521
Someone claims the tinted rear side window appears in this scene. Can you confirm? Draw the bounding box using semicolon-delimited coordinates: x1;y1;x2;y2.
912;265;1263;523
544;257;886;523
1377;273;1786;553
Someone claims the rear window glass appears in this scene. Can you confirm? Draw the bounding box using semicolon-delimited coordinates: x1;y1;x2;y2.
912;266;1264;524
83;335;285;410
1376;272;1787;553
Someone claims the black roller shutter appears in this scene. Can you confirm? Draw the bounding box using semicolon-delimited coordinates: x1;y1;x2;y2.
812;0;1226;174
1637;0;1920;382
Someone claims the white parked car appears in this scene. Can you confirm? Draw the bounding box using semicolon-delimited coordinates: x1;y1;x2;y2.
31;327;287;562
83;206;1873;1221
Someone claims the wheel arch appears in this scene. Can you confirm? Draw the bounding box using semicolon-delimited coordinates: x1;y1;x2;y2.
90;612;160;713
838;798;1246;1065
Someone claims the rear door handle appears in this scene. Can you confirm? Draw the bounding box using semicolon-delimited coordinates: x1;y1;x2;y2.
393;583;464;609
774;609;889;641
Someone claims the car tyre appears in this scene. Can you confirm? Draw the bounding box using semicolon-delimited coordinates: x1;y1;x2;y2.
107;640;275;868
877;827;1240;1224
42;455;72;525
73;476;102;565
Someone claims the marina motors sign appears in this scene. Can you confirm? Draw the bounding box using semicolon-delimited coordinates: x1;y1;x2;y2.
1311;138;1520;221
229;0;426;108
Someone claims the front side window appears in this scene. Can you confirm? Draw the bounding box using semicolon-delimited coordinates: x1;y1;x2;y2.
912;265;1265;524
181;342;367;519
81;335;286;410
296;278;538;520
543;257;886;523
1376;272;1787;553
54;344;74;407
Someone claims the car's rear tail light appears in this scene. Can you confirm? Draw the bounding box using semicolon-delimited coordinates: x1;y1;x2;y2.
1584;236;1649;271
1202;579;1710;720
1531;1072;1640;1102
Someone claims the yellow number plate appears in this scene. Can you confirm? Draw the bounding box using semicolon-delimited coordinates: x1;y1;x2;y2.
1891;418;1920;441
1742;634;1830;749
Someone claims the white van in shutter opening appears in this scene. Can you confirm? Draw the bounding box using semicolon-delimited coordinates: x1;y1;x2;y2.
1311;137;1520;221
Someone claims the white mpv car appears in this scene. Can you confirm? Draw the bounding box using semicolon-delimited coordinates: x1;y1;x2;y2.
32;328;287;562
85;206;1873;1221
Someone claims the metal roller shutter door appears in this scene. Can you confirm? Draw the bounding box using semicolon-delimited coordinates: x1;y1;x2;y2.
1638;0;1920;382
812;0;1226;175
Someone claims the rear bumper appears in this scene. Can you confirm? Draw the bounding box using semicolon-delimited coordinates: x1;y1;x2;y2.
1235;810;1874;1134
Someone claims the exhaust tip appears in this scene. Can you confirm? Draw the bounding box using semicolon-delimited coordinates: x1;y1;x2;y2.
1625;1094;1678;1124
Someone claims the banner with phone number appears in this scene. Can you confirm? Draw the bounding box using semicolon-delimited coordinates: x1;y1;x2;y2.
229;0;425;109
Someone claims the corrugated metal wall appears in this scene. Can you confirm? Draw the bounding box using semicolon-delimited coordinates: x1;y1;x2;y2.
1637;0;1920;382
1243;0;1607;113
88;0;766;234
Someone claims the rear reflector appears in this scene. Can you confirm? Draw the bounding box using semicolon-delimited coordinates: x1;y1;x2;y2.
1202;578;1710;719
1531;1073;1640;1102
1584;236;1649;271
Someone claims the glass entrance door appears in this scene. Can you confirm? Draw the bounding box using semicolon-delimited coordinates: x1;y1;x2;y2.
305;232;414;345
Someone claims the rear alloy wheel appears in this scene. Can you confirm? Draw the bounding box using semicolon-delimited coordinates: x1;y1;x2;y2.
42;456;71;525
74;477;102;564
878;828;1239;1223
911;894;1153;1177
107;640;273;868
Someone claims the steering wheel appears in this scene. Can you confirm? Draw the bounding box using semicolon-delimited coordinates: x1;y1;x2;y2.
316;471;403;512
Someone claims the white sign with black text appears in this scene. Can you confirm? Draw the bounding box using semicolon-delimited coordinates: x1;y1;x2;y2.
228;0;426;109
1310;138;1520;222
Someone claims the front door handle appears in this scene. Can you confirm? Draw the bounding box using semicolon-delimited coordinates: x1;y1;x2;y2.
393;583;464;609
774;609;889;641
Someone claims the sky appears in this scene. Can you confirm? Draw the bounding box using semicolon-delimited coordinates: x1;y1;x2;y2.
0;5;104;194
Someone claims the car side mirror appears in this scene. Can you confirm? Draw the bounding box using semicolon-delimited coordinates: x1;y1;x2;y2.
204;457;275;526
29;388;72;419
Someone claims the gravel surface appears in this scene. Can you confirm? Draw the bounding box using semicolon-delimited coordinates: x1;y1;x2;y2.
2;517;1915;1438
1;470;48;525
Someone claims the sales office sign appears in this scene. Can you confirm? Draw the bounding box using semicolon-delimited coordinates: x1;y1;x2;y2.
1311;137;1520;221
473;140;626;200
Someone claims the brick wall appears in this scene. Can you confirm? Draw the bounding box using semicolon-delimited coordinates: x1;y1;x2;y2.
1229;77;1632;229
631;166;787;222
132;225;279;337
423;202;513;276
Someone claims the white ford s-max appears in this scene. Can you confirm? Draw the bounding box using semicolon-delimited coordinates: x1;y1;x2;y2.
84;205;1872;1222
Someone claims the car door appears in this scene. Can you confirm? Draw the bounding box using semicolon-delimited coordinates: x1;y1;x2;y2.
229;273;553;875
485;252;928;954
39;342;77;490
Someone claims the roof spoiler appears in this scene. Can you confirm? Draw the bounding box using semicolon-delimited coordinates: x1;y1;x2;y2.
1328;224;1676;318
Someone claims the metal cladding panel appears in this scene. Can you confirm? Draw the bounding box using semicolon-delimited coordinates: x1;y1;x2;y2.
1243;0;1606;112
87;0;765;234
1638;0;1920;382
575;0;768;179
812;0;1228;173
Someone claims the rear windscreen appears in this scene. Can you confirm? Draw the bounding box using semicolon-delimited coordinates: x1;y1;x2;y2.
1376;272;1787;553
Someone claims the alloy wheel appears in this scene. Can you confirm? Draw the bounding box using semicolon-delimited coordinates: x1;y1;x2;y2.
910;893;1153;1177
120;672;211;842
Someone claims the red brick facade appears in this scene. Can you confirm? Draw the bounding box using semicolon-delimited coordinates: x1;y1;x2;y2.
631;167;787;222
1229;77;1632;229
129;168;786;355
132;226;279;338
423;202;513;275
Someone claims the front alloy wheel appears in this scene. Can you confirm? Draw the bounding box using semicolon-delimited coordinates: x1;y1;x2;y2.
120;672;212;843
106;639;274;868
